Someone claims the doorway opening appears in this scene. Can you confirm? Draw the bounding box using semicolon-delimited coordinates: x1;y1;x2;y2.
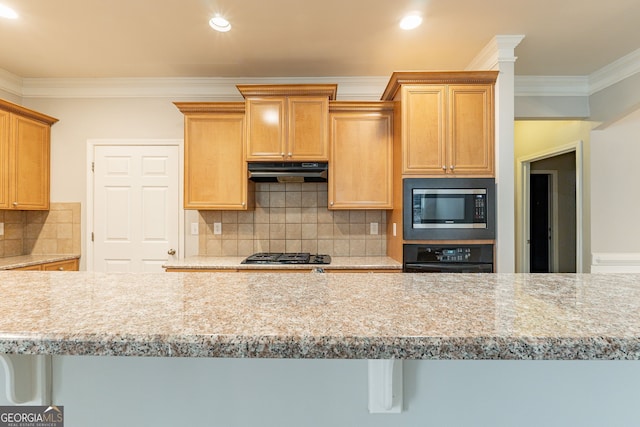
518;141;583;273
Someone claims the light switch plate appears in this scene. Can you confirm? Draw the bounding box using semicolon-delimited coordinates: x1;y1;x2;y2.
190;222;199;235
214;222;222;235
0;222;4;236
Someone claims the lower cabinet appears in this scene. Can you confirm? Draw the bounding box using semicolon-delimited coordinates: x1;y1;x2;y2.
11;258;79;271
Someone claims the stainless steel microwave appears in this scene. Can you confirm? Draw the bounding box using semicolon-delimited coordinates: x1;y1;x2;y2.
403;178;495;240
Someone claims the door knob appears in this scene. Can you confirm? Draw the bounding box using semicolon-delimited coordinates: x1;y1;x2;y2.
168;249;176;255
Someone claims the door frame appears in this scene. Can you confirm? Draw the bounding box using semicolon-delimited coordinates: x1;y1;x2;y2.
517;140;583;273
86;139;183;272
529;170;559;272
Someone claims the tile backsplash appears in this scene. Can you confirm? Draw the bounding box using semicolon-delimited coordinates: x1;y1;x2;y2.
0;203;81;257
199;183;387;257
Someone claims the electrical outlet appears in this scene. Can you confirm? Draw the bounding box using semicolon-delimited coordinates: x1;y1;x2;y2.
370;222;379;235
214;222;222;235
0;222;4;236
190;222;199;235
393;223;397;237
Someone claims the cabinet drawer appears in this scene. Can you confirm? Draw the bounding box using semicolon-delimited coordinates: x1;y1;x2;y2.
42;259;79;271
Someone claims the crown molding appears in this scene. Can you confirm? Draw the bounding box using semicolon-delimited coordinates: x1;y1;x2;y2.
589;47;640;95
514;75;590;97
5;75;388;100
0;69;23;97
1;47;639;100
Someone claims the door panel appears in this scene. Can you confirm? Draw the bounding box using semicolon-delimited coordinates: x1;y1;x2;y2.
93;145;179;273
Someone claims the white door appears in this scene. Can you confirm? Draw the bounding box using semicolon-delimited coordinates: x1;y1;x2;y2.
92;144;179;272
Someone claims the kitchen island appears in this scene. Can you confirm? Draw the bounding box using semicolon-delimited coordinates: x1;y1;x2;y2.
1;271;640;427
0;271;638;359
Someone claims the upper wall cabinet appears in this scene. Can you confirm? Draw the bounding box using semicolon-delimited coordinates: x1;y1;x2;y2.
328;102;394;210
174;102;253;210
0;99;58;211
382;71;498;177
237;84;336;161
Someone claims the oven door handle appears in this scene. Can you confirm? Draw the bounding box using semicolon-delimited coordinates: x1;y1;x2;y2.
404;263;493;273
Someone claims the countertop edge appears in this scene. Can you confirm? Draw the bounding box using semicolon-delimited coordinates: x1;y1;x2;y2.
2;335;639;360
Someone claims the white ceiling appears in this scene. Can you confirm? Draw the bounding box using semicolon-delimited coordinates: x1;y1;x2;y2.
0;0;639;79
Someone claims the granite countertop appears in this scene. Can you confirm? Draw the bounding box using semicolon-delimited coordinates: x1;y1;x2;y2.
0;254;81;270
163;256;402;270
0;271;639;360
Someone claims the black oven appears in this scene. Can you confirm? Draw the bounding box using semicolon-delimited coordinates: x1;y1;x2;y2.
403;178;495;240
403;244;494;273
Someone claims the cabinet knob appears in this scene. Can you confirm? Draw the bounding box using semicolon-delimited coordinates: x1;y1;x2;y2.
330;201;334;206
442;165;446;170
281;153;285;157
12;202;18;207
58;267;64;271
242;202;245;206
167;249;176;256
449;165;454;171
288;152;292;157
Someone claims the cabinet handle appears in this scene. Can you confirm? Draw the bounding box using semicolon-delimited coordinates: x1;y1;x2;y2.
242;202;245;206
12;202;18;207
288;152;292;157
58;267;64;271
281;153;285;157
442;165;446;170
330;201;334;206
168;249;176;255
449;165;454;171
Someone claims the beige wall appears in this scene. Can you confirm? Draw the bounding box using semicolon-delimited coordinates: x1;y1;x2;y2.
514;120;594;272
591;107;640;253
21;97;187;268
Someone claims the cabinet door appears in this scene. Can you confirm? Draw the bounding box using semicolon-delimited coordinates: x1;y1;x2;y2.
245;98;286;160
0;110;9;209
447;85;494;176
10;114;50;210
402;85;447;174
287;97;329;160
329;110;393;209
184;113;249;209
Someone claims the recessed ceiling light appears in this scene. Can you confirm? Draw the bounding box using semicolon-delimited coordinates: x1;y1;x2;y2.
209;14;231;32
0;4;18;19
399;13;422;30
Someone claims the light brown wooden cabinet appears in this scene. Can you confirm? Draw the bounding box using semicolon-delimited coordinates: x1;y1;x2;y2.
11;258;79;271
0;99;58;210
328;102;394;209
174;102;253;210
237;84;336;162
244;96;329;161
382;71;498;177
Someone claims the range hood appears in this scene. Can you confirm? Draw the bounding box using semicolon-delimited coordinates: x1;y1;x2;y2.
248;162;328;183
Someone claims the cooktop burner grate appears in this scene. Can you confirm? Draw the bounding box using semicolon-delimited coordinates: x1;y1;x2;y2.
241;252;331;265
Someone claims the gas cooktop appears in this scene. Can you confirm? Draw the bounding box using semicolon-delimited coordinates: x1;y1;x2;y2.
241;252;331;265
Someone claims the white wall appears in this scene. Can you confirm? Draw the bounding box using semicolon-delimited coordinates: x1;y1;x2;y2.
591;107;640;253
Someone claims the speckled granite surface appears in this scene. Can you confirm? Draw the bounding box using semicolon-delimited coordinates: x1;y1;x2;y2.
0;272;639;360
163;256;402;270
0;254;81;270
